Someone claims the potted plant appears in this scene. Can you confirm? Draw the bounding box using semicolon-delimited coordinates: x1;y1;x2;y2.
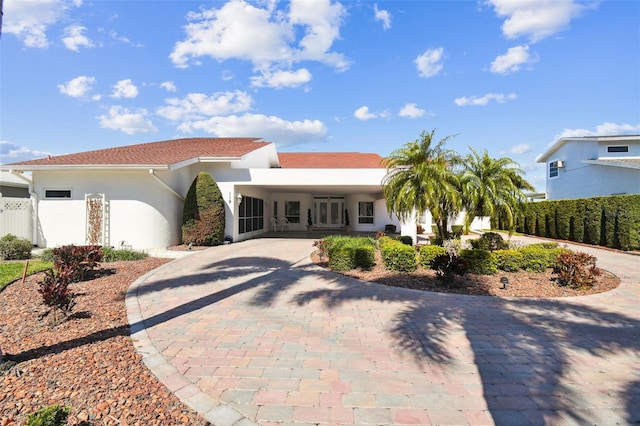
307;208;313;231
344;209;351;232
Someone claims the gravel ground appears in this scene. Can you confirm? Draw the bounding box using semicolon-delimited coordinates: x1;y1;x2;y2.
0;258;211;426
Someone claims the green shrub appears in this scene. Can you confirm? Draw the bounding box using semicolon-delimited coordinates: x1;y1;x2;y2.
27;404;70;426
469;232;508;251
518;246;551;272
451;225;464;238
327;237;375;271
377;235;395;249
182;172;226;246
39;249;55;263
553;251;602;289
397;235;413;246
0;234;33;260
493;249;523;272
419;245;446;269
380;240;417;272
101;247;148;262
460;249;497;275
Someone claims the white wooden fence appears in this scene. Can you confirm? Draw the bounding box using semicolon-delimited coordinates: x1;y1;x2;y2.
0;197;33;243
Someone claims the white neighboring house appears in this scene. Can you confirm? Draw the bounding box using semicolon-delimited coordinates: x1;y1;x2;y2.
1;138;409;250
537;135;640;201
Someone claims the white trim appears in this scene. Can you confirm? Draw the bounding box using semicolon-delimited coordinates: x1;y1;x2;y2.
581;159;640;170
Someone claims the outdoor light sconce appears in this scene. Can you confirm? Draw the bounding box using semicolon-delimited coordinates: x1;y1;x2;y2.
500;276;509;290
237;193;243;202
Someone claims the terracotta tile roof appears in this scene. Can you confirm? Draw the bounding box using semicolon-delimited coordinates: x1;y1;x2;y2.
278;152;385;169
7;138;269;167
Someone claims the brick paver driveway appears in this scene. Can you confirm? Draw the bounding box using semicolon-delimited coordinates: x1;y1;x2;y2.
127;237;640;425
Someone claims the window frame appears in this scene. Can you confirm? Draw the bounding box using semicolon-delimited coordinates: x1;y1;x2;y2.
358;201;374;224
607;145;629;153
549;161;559;179
284;201;301;223
44;189;72;199
238;196;264;234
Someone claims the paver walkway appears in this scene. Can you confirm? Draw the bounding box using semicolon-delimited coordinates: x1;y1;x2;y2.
126;237;640;425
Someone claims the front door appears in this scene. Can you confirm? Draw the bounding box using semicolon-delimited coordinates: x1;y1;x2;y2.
314;197;344;228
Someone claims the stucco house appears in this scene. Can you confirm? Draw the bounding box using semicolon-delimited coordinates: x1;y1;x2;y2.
537;135;640;200
1;137;406;250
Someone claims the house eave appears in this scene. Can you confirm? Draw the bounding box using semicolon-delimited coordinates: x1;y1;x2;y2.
581;158;640;170
1;164;172;172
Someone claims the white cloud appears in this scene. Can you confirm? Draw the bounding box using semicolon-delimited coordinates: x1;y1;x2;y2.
509;143;532;155
486;0;593;43
98;106;158;135
0;141;53;164
454;92;517;106
250;68;312;89
399;103;426;118
2;0;82;48
490;45;539;74
58;75;101;100
169;0;349;85
354;106;390;121
414;47;444;78
62;25;94;51
160;81;177;92
107;30;143;47
177;113;328;148
554;122;640;139
110;79;139;99
374;4;391;30
157;91;253;121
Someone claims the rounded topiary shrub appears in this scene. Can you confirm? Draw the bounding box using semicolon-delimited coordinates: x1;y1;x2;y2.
493;249;523;272
460;249;497;275
381;240;417;272
182;172;226;246
0;234;33;260
419;245;446;269
470;232;508;251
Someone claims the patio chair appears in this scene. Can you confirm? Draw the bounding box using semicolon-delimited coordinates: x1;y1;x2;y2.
270;217;280;232
279;217;290;231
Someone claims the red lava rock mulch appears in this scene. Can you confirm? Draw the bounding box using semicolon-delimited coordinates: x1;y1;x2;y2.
0;258;211;426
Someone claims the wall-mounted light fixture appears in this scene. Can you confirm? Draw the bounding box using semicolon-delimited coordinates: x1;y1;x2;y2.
237;193;243;202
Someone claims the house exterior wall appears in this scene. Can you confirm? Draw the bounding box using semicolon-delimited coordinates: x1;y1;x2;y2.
544;140;640;200
32;170;184;249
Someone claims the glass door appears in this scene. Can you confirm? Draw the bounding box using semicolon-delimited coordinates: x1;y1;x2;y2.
314;197;344;228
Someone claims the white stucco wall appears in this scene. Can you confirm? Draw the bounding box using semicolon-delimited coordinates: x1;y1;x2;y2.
33;170;184;249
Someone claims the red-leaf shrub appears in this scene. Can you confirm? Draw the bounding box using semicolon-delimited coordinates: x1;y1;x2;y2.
553;251;602;289
38;266;76;323
52;245;102;281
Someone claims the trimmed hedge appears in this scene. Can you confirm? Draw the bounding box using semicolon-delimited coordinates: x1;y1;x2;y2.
380;240;417;272
460;249;497;275
326;236;376;272
493;249;523;272
419;245;446;269
182;172;226;246
512;194;640;251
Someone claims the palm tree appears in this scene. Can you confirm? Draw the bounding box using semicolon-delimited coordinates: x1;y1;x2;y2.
382;130;462;240
460;147;534;233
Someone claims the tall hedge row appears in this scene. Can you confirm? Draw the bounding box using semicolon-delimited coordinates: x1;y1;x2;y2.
510;194;640;251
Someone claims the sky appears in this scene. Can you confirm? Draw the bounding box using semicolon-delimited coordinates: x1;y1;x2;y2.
1;0;639;191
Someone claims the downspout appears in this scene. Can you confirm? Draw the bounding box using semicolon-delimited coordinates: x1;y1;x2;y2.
149;169;185;201
10;170;38;245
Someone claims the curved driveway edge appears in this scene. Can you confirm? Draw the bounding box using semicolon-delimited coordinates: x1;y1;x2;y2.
127;237;640;425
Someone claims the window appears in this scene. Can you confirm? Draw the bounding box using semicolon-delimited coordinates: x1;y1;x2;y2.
358;201;374;224
45;189;72;199
284;201;300;223
238;196;264;234
607;145;629;153
549;162;559;178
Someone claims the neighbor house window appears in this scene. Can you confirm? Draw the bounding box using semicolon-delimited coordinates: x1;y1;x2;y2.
358;201;374;224
607;145;629;153
45;189;72;199
549;162;559;178
238;196;264;234
285;201;300;223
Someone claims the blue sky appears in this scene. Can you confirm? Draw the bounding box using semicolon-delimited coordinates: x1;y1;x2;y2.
1;0;639;191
